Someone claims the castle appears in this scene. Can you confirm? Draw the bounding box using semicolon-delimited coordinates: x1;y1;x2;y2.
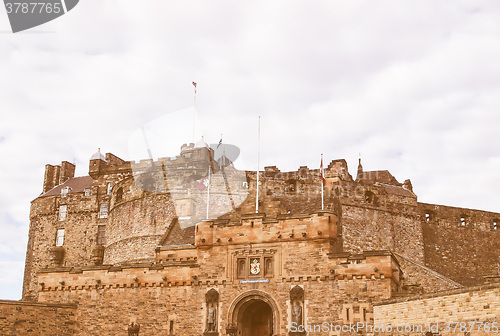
1;140;499;336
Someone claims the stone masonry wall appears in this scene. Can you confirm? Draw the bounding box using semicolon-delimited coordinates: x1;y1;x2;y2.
37;251;398;336
393;253;462;293
106;191;176;264
24;192;101;301
340;204;424;264
0;300;76;336
419;202;500;286
373;284;500;336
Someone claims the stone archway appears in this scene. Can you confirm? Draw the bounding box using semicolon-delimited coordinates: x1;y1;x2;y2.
227;290;280;336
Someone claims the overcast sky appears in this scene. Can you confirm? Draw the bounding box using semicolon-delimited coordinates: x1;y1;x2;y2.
1;0;499;300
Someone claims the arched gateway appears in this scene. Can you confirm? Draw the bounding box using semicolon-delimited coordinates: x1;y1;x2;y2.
227;290;280;336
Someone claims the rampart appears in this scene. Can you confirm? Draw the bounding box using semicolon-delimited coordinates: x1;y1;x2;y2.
0;300;76;336
419;202;500;286
373;282;500;336
35;251;400;336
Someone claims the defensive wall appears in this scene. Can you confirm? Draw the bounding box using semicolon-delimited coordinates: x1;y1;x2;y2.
373;279;500;336
0;299;76;336
419;202;500;286
35;251;400;336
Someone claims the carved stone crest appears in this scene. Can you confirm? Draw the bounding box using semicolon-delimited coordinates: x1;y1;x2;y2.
250;258;261;275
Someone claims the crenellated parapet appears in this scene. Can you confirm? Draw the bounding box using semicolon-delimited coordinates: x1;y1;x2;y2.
194;211;338;247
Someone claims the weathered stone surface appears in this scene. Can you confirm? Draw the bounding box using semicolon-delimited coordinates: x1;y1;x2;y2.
10;145;500;335
0;300;76;336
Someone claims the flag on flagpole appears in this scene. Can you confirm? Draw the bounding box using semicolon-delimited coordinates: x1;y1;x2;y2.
192;81;197;88
197;175;209;191
217;137;222;149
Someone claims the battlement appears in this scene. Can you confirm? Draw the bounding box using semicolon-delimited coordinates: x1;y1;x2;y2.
36;250;400;293
194;210;338;247
328;251;402;285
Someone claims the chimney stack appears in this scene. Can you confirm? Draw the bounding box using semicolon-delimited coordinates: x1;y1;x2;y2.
60;161;75;184
43;164;61;193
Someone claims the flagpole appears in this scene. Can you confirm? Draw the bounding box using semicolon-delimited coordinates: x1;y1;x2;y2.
321;153;324;210
256;116;261;213
206;164;211;219
192;82;197;143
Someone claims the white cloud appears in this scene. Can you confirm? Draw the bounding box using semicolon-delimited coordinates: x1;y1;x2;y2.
1;0;500;299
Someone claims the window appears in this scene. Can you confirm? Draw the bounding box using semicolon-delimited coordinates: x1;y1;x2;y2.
84;188;91;196
169;321;174;335
99;204;108;219
365;191;376;204
55;229;65;246
493;221;498;231
58;205;67;221
242;181;248;189
460;217;467;227
97;225;106;245
107;182;113;195
61;187;71;198
425;213;431;222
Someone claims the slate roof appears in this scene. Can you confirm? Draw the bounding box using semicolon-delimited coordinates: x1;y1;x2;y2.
41;176;93;197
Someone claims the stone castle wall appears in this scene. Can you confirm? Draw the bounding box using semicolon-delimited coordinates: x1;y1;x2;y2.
36;251;399;336
0;300;76;336
373;283;500;336
419;202;500;286
24;191;101;301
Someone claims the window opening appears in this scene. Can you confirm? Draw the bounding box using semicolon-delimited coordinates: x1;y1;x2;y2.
58;205;67;221
55;229;65;246
99;204;108;219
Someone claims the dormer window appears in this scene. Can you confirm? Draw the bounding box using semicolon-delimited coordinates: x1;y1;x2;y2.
61;187;71;198
58;205;67;221
99;204;108;219
242;181;248;189
107;182;113;195
84;188;91;196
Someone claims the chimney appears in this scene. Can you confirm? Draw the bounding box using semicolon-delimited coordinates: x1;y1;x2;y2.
43;164;61;193
60;161;75;184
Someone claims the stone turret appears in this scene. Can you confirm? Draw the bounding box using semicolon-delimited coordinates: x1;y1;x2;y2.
356;157;363;181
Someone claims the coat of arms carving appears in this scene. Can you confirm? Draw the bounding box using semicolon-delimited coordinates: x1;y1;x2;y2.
250;258;261;275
